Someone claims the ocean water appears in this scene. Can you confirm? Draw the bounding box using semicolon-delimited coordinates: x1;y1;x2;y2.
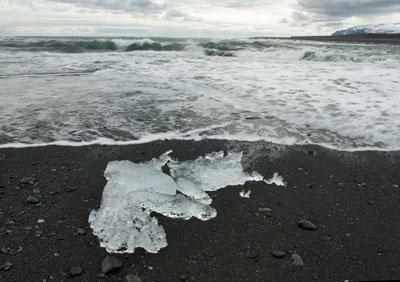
0;36;399;151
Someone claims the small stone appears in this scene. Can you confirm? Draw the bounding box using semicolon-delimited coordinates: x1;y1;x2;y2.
320;236;331;241
33;189;41;194
26;196;39;204
66;186;78;193
350;255;359;261
180;275;188;281
20;177;35;185
101;255;123;274
1;247;8;254
126;274;142;282
360;182;367;187
291;254;304;267
70;267;84;277
308;150;315;155
2;262;12;271
336;183;345;188
271;250;285;258
37;219;45;224
35;230;43;237
393;184;399;188
77;228;87;235
9;249;18;255
298;220;316;231
245;250;258;259
258;207;272;213
305;183;313;189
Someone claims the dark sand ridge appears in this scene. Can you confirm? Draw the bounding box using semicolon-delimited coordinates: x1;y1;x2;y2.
0;139;399;282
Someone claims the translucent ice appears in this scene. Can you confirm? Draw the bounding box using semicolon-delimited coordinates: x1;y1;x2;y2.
239;190;251;198
89;150;263;254
168;151;263;191
264;172;287;187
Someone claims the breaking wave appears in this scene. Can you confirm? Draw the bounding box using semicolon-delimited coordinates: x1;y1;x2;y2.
1;37;397;64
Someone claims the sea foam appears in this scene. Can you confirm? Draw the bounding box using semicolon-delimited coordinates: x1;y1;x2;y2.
1;38;399;151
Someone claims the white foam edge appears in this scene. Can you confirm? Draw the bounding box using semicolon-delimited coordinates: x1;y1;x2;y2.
0;130;394;152
264;172;287;187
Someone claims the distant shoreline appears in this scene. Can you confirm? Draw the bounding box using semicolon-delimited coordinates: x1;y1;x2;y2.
251;34;400;45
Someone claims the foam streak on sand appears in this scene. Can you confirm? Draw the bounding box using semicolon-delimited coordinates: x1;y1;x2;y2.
89;151;263;253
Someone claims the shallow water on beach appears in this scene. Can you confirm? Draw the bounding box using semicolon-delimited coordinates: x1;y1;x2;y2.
0;37;399;150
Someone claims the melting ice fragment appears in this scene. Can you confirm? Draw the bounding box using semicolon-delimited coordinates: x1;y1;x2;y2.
264;172;287;187
168;151;264;191
89;150;263;254
239;190;251;198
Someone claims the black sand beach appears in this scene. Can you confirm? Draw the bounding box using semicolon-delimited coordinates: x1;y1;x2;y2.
0;139;399;282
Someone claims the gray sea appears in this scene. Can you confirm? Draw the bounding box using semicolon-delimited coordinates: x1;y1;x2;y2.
0;36;399;150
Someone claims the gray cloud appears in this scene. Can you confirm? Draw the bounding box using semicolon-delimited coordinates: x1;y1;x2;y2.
48;0;164;13
164;9;199;22
298;0;400;17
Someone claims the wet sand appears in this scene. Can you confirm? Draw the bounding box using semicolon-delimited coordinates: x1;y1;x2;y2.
0;139;399;282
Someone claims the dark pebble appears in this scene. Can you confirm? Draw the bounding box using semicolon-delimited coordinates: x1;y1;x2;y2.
9;249;18;255
180;275;188;281
126;274;142;282
298;220;316;231
305;183;313;189
77;228;87;235
20;177;35;185
101;255;123;274
245;250;258;259
70;266;84;277
271;250;285;258
291;254;304;267
350;255;359;261
2;262;12;271
66;186;78;193
361;182;367;187
320;236;331;241
336;183;344;188
26;196;39;204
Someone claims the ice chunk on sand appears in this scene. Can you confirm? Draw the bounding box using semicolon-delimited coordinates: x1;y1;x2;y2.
89;150;263;254
239;190;251;198
168;151;263;191
264;172;287;187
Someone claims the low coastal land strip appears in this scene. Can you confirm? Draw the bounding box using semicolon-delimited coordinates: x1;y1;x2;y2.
252;34;400;45
0;139;399;282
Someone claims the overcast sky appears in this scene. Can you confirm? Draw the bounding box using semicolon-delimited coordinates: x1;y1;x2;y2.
1;0;399;37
